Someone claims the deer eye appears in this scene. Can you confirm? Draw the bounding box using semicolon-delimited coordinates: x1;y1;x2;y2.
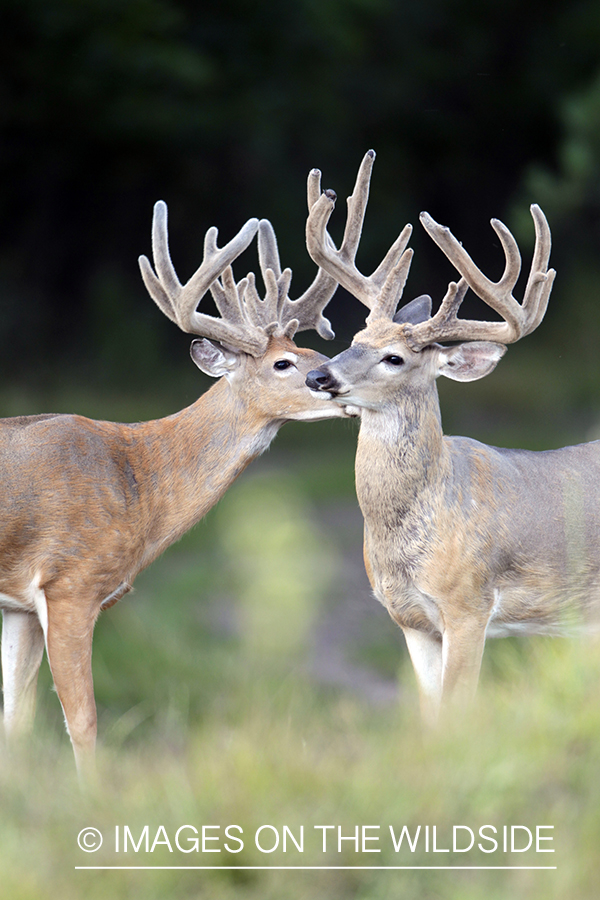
274;359;293;371
383;355;404;366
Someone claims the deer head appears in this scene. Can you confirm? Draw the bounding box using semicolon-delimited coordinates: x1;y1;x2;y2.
138;172;364;422
304;150;555;409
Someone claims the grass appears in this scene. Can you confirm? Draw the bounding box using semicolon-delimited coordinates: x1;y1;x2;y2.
1;367;600;899
1;462;598;899
1;631;599;899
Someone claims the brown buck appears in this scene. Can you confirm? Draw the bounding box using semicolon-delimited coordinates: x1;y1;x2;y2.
304;151;599;724
0;174;362;776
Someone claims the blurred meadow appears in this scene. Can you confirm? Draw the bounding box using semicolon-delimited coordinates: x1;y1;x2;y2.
1;380;599;899
3;0;600;898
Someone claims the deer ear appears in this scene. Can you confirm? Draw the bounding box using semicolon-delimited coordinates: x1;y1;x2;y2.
190;339;241;378
436;341;506;382
393;294;432;325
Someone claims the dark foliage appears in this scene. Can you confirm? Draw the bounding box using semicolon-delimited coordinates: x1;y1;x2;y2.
1;0;599;380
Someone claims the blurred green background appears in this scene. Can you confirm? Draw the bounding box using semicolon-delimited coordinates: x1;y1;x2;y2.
1;1;600;898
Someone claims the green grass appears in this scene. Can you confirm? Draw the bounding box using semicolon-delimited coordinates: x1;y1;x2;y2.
1;459;598;899
1;632;598;899
1;371;600;899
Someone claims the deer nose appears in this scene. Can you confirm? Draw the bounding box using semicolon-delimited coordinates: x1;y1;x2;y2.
306;368;337;391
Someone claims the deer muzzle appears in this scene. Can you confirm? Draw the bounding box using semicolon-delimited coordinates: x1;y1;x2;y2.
305;367;340;395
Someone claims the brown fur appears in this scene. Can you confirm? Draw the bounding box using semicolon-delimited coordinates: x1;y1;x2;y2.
0;335;351;774
309;317;600;723
303;152;561;722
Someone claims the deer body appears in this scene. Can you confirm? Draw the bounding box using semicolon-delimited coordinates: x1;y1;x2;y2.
0;336;348;773
357;395;600;643
1;169;366;775
334;360;600;721
302;150;589;722
0;346;329;611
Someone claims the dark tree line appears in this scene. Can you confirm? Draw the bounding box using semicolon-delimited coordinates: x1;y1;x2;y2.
1;0;600;384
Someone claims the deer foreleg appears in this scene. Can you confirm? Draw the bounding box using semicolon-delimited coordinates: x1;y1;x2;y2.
440;618;488;710
402;626;443;726
1;609;45;738
45;595;98;780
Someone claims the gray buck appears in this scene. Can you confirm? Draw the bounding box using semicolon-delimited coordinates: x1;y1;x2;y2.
305;151;599;724
0;170;363;776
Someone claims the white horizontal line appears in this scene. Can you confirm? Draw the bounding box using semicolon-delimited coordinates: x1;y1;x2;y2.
75;865;557;871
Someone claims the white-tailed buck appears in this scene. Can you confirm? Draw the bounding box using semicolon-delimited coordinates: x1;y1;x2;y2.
304;151;597;724
0;172;362;775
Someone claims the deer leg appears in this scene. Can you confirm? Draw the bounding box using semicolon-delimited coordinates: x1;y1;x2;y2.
44;594;98;780
440;618;488;710
402;626;443;726
1;609;45;738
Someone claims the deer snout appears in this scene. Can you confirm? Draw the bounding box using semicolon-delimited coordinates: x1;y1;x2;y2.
306;368;338;392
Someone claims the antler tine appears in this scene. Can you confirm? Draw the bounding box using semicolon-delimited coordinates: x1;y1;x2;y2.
258;217;283;280
138;201;181;325
368;240;415;322
231;218;298;336
405;206;556;349
520;204;556;336
305;150;414;314
257;219;289;324
340;149;377;262
285;268;335;339
139;201;268;355
209;265;248;327
174;213;260;332
274;165;345;341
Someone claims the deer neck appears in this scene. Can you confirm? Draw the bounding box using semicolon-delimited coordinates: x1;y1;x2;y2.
127;378;278;566
355;383;448;526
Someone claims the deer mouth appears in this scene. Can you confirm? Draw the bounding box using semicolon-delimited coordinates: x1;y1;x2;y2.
307;388;359;418
308;386;351;400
